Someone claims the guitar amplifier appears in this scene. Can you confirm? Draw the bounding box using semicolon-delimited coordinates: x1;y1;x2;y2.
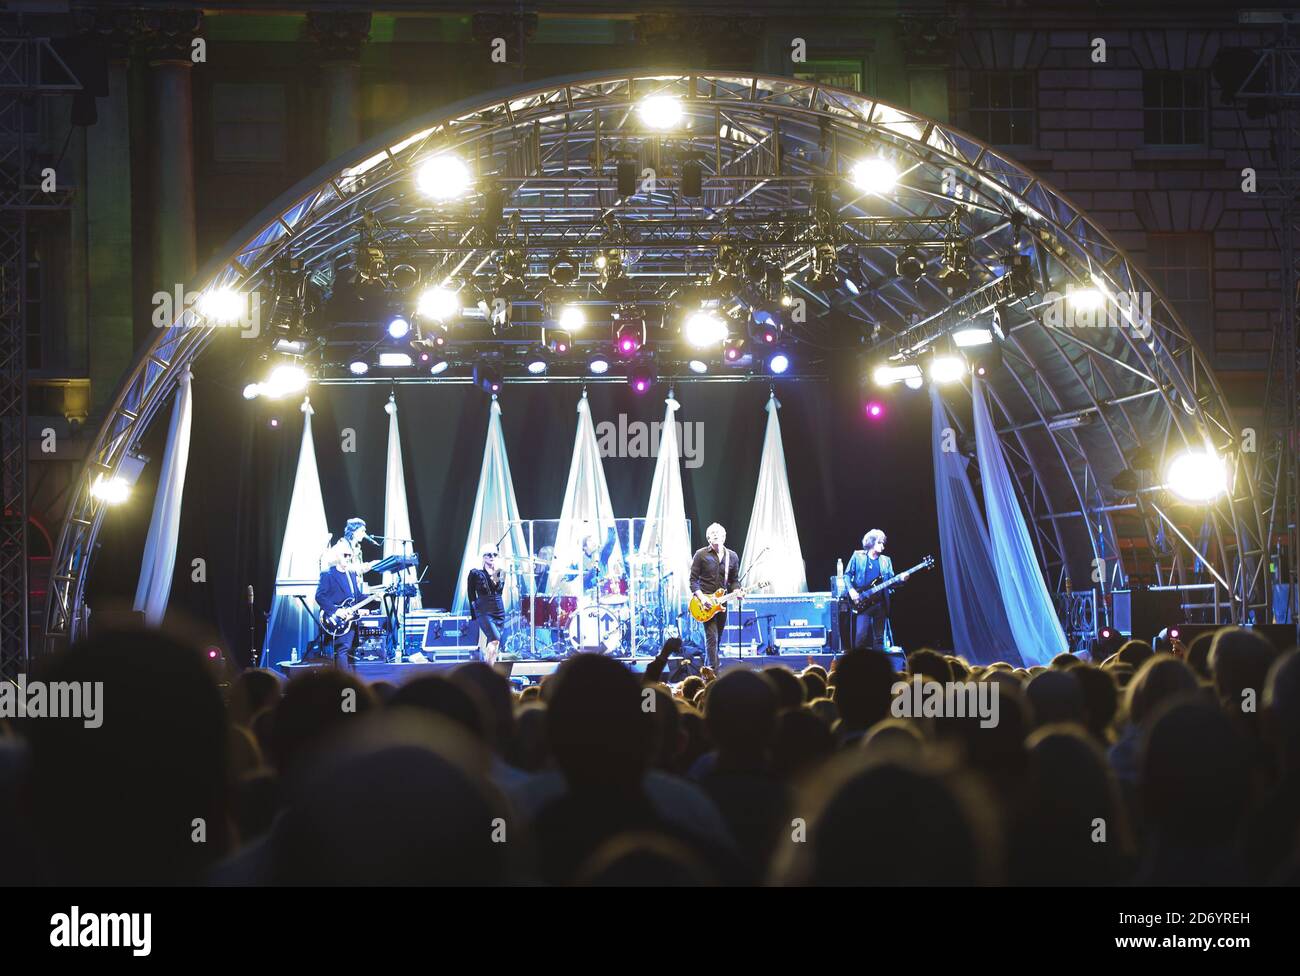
773;624;829;650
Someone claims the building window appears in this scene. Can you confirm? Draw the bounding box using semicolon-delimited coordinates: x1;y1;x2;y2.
794;60;864;93
967;71;1036;146
1143;70;1206;146
1145;233;1212;348
212;83;286;164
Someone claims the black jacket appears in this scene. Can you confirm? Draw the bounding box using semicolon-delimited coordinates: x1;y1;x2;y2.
689;545;739;597
316;567;363;619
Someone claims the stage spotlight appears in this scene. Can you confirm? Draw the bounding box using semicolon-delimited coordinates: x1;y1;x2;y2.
638;94;683;130
260;363;309;399
904;375;925;390
929;354;967;384
378;352;412;368
598;249;626;296
548;250;580;286
767;350;791;375
937;261;970;299
684;309;727;347
588;356;610;375
723;337;746;365
968;343;1002;377
474;363;503;394
751;308;780;345
429;359;450;375
242;383;261;400
526;349;550;375
1166;449;1228;502
545;329;573;355
688;359;709;374
417;284;460;322
387;315;411;339
952;326;994;347
873;363;923;386
1066;285;1105;312
628;356;658;393
348;360;369;376
895;247;926;283
390;264;420;291
865;401;885;420
850;157;898;194
90;473;131;505
416;153;472;200
614;312;644;358
197;286;245;324
557;304;585;331
809;244;841;289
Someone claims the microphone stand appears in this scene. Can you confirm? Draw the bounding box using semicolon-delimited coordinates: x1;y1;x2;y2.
368;533;417;662
247;587;257;668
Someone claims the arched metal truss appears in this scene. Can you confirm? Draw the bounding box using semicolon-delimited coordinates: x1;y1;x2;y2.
43;70;1267;648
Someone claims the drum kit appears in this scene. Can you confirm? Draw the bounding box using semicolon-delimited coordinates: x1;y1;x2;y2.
499;550;678;659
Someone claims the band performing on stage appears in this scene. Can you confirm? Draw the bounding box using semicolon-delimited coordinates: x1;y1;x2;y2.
302;510;935;668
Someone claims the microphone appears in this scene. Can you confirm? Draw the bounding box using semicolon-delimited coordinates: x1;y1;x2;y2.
247;585;254;607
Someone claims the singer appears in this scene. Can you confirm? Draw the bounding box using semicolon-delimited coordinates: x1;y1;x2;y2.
467;546;506;666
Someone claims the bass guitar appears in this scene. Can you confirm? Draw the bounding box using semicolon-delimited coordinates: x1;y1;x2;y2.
843;555;935;614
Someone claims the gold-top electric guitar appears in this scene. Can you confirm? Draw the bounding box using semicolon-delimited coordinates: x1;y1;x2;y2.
689;578;768;623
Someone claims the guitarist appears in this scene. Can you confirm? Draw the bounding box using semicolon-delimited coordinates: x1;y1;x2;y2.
315;542;368;670
845;529;894;652
689;523;741;669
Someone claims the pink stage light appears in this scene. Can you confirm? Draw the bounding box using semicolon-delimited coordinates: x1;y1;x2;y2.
865;401;885;419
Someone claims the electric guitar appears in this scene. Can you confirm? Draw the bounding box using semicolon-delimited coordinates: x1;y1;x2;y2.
689;578;769;623
319;585;394;638
843;555;935;614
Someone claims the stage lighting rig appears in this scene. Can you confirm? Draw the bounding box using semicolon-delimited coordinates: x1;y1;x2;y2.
557;304;586;331
544;329;573;355
613;306;645;358
937;239;971;298
637;94;683;130
525;347;551;375
895;246;926;283
597;248;627;298
496;249;530;300
766;348;792;375
684;309;727;348
627;354;658;393
808;244;841;289
390;263;420;291
548;250;580;286
416;153;473;200
473;362;503;394
750;308;781;346
850;157;898;195
1165;450;1229;503
417;283;460;323
722;336;748;366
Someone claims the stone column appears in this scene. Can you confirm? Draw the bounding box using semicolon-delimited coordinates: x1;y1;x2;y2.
305;12;371;160
143;10;201;300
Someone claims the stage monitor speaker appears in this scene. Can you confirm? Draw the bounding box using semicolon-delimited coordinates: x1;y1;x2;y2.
1112;589;1181;643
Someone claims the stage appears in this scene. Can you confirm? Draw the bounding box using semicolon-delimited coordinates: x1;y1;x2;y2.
270;651;896;686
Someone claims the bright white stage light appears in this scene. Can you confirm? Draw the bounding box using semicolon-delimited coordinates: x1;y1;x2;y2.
558;304;586;330
850;158;898;194
952;327;994;347
904;375;925;390
588;357;610;375
768;353;791;375
1166;450;1229;502
526;359;548;375
929;355;967;384
1066;285;1105;311
242;383;261;399
90;474;130;505
349;360;369;376
387;315;411;339
416;154;472;199
873;363;923;386
689;359;709;374
429;360;449;375
684;310;727;347
417;285;460;322
378;352;412;368
197;287;245;323
261;364;309;398
637;95;683;130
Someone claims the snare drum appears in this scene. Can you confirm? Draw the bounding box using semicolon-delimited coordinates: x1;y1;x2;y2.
567;605;622;653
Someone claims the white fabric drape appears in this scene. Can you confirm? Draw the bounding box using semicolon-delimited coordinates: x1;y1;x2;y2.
549;391;623;596
382;395;422;608
452;397;527;614
740;392;806;593
133;364;193;626
261;397;332;665
641;394;694;614
972;378;1068;665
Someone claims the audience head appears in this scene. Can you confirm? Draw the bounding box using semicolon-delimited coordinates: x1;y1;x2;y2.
1208;627;1279;726
545;654;652;790
1024;669;1086;729
830;650;896;734
706;670;779;766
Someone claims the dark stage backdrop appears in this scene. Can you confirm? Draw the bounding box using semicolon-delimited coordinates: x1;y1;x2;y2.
84;350;951;660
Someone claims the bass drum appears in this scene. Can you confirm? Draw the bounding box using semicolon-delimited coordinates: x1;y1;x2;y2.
567;605;622;654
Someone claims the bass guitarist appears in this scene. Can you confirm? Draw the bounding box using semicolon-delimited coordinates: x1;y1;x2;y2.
689;522;741;669
845;529;894;652
315;541;369;670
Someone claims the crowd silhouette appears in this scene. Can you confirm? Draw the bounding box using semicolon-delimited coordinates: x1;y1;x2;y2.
3;626;1299;885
